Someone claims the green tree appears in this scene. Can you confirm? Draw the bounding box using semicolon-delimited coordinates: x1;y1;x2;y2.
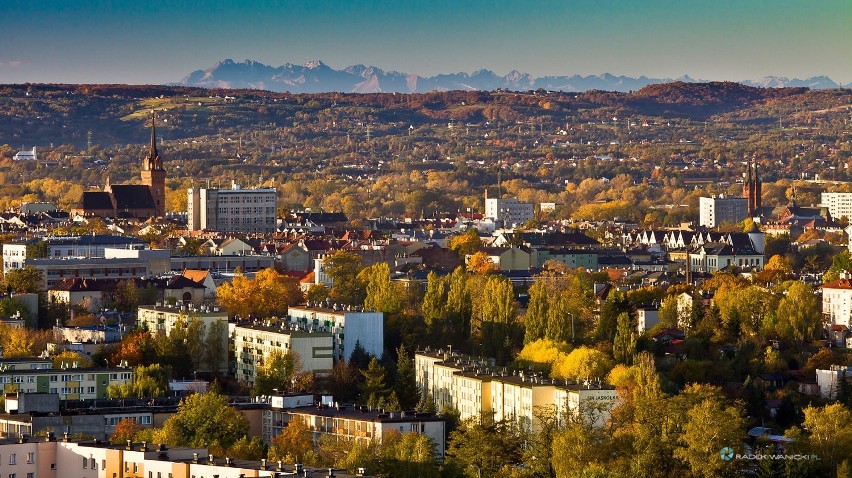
472;275;516;363
394;346;420;410
595;289;630;341
110;279;140;313
801;403;852;471
157;389;249;450
361;357;390;408
252;350;303;396
445;413;526;478
613;312;637;365
226;436;266;461
108;364;171;398
359;262;403;314
323;250;365;306
379;430;440;478
445;267;472;341
824;250;852;283
775;281;822;345
421;271;448;331
673;398;745;478
523;281;548;343
203;319;228;374
3;266;43;293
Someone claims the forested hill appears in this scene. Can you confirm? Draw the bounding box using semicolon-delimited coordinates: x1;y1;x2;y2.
0;82;850;148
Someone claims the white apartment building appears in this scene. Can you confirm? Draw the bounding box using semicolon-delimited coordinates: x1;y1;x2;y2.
187;185;277;233
699;196;748;228
286;305;384;361
264;398;446;456
821;277;852;328
233;324;334;386
415;351;617;429
0;437;372;478
485;197;534;226
2;235;146;274
821;192;852;221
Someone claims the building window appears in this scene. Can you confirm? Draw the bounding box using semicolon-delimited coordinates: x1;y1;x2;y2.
26;453;33;464
83;457;87;469
9;454;15;465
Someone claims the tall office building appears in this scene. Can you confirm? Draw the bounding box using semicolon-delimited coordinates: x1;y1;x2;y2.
699;196;748;228
187;184;277;233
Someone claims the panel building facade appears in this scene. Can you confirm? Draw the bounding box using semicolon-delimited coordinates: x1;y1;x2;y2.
699;196;748;228
187;185;277;233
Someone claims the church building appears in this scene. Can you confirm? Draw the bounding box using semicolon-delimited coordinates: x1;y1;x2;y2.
73;114;166;219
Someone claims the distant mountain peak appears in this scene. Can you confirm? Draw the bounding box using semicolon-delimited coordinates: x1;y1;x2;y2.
177;59;843;94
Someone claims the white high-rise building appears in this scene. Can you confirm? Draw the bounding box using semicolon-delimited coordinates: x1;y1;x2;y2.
821;192;852;221
187;184;277;233
485;196;534;226
699;196;748;228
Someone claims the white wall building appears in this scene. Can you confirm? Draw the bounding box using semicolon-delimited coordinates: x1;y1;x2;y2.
3;235;147;274
485;197;534;226
699;196;748;228
233;324;334;385
188;184;277;233
816;365;851;399
821;192;852;221
286;306;384;361
821;277;852;328
415;351;617;429
264;401;446;456
13;146;37;161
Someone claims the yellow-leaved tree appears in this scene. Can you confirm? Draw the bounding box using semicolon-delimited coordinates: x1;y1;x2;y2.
217;268;303;318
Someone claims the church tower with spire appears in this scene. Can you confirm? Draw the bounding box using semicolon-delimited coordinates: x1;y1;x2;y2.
743;160;762;215
140;111;166;217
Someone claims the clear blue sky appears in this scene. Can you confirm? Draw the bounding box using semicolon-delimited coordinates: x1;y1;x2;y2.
1;0;850;84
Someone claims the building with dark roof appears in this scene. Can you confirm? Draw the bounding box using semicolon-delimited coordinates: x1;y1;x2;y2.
73;113;166;219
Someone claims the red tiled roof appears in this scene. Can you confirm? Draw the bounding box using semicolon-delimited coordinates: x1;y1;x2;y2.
820;279;852;290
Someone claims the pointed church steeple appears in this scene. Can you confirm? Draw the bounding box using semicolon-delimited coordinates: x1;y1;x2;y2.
140;110;167;217
143;110;164;171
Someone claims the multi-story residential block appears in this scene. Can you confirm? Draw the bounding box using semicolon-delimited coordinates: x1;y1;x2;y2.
699;196;748;228
0;366;132;400
538;248;599;269
286;305;384;361
821;192;852;221
0;435;375;478
263;396;446;456
188;185;278;233
485;197;534;226
233;324;334;386
0;358;53;372
2;235;146;274
821;276;852;328
170;254;275;274
137;304;229;373
415;351;618;429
